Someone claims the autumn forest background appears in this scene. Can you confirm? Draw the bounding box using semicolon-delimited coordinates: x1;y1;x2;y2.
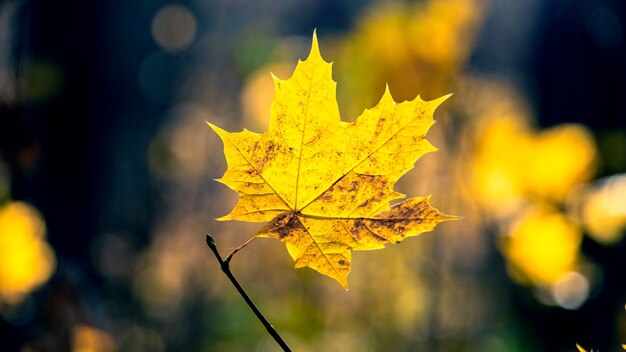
0;0;625;351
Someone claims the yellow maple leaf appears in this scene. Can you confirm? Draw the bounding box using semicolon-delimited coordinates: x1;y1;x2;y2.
209;32;455;288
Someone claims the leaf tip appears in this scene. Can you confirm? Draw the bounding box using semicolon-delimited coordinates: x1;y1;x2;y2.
307;29;323;62
442;214;463;222
382;83;394;102
207;121;226;137
431;93;453;108
420;196;459;222
215;214;231;221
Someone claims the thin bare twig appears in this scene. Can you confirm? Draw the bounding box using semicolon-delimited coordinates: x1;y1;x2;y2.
205;234;292;352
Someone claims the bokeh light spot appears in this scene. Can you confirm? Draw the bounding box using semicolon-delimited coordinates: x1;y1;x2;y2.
0;202;56;305
502;205;582;286
552;272;590;310
93;233;134;279
148;103;210;180
579;174;626;245
151;5;197;52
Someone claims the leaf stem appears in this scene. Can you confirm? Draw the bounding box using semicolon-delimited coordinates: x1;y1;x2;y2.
225;236;257;264
205;234;292;352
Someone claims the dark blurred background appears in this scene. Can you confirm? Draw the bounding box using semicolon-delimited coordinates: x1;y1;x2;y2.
0;0;625;351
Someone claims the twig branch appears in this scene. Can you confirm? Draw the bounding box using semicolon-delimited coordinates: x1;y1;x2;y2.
205;234;292;352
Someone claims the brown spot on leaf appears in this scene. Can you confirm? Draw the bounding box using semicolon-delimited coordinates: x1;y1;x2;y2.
265;211;308;239
348;179;360;192
350;219;364;240
257;140;278;169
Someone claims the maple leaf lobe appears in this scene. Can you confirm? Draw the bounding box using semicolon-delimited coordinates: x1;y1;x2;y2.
210;32;456;288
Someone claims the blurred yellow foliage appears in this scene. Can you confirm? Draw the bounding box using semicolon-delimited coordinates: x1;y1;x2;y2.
0;201;55;304
502;205;582;285
472;116;597;210
524;124;597;200
408;0;480;65
335;0;484;117
462;82;601;295
471;115;529;211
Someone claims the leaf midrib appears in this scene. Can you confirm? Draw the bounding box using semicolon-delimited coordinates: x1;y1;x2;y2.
293;67;316;211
